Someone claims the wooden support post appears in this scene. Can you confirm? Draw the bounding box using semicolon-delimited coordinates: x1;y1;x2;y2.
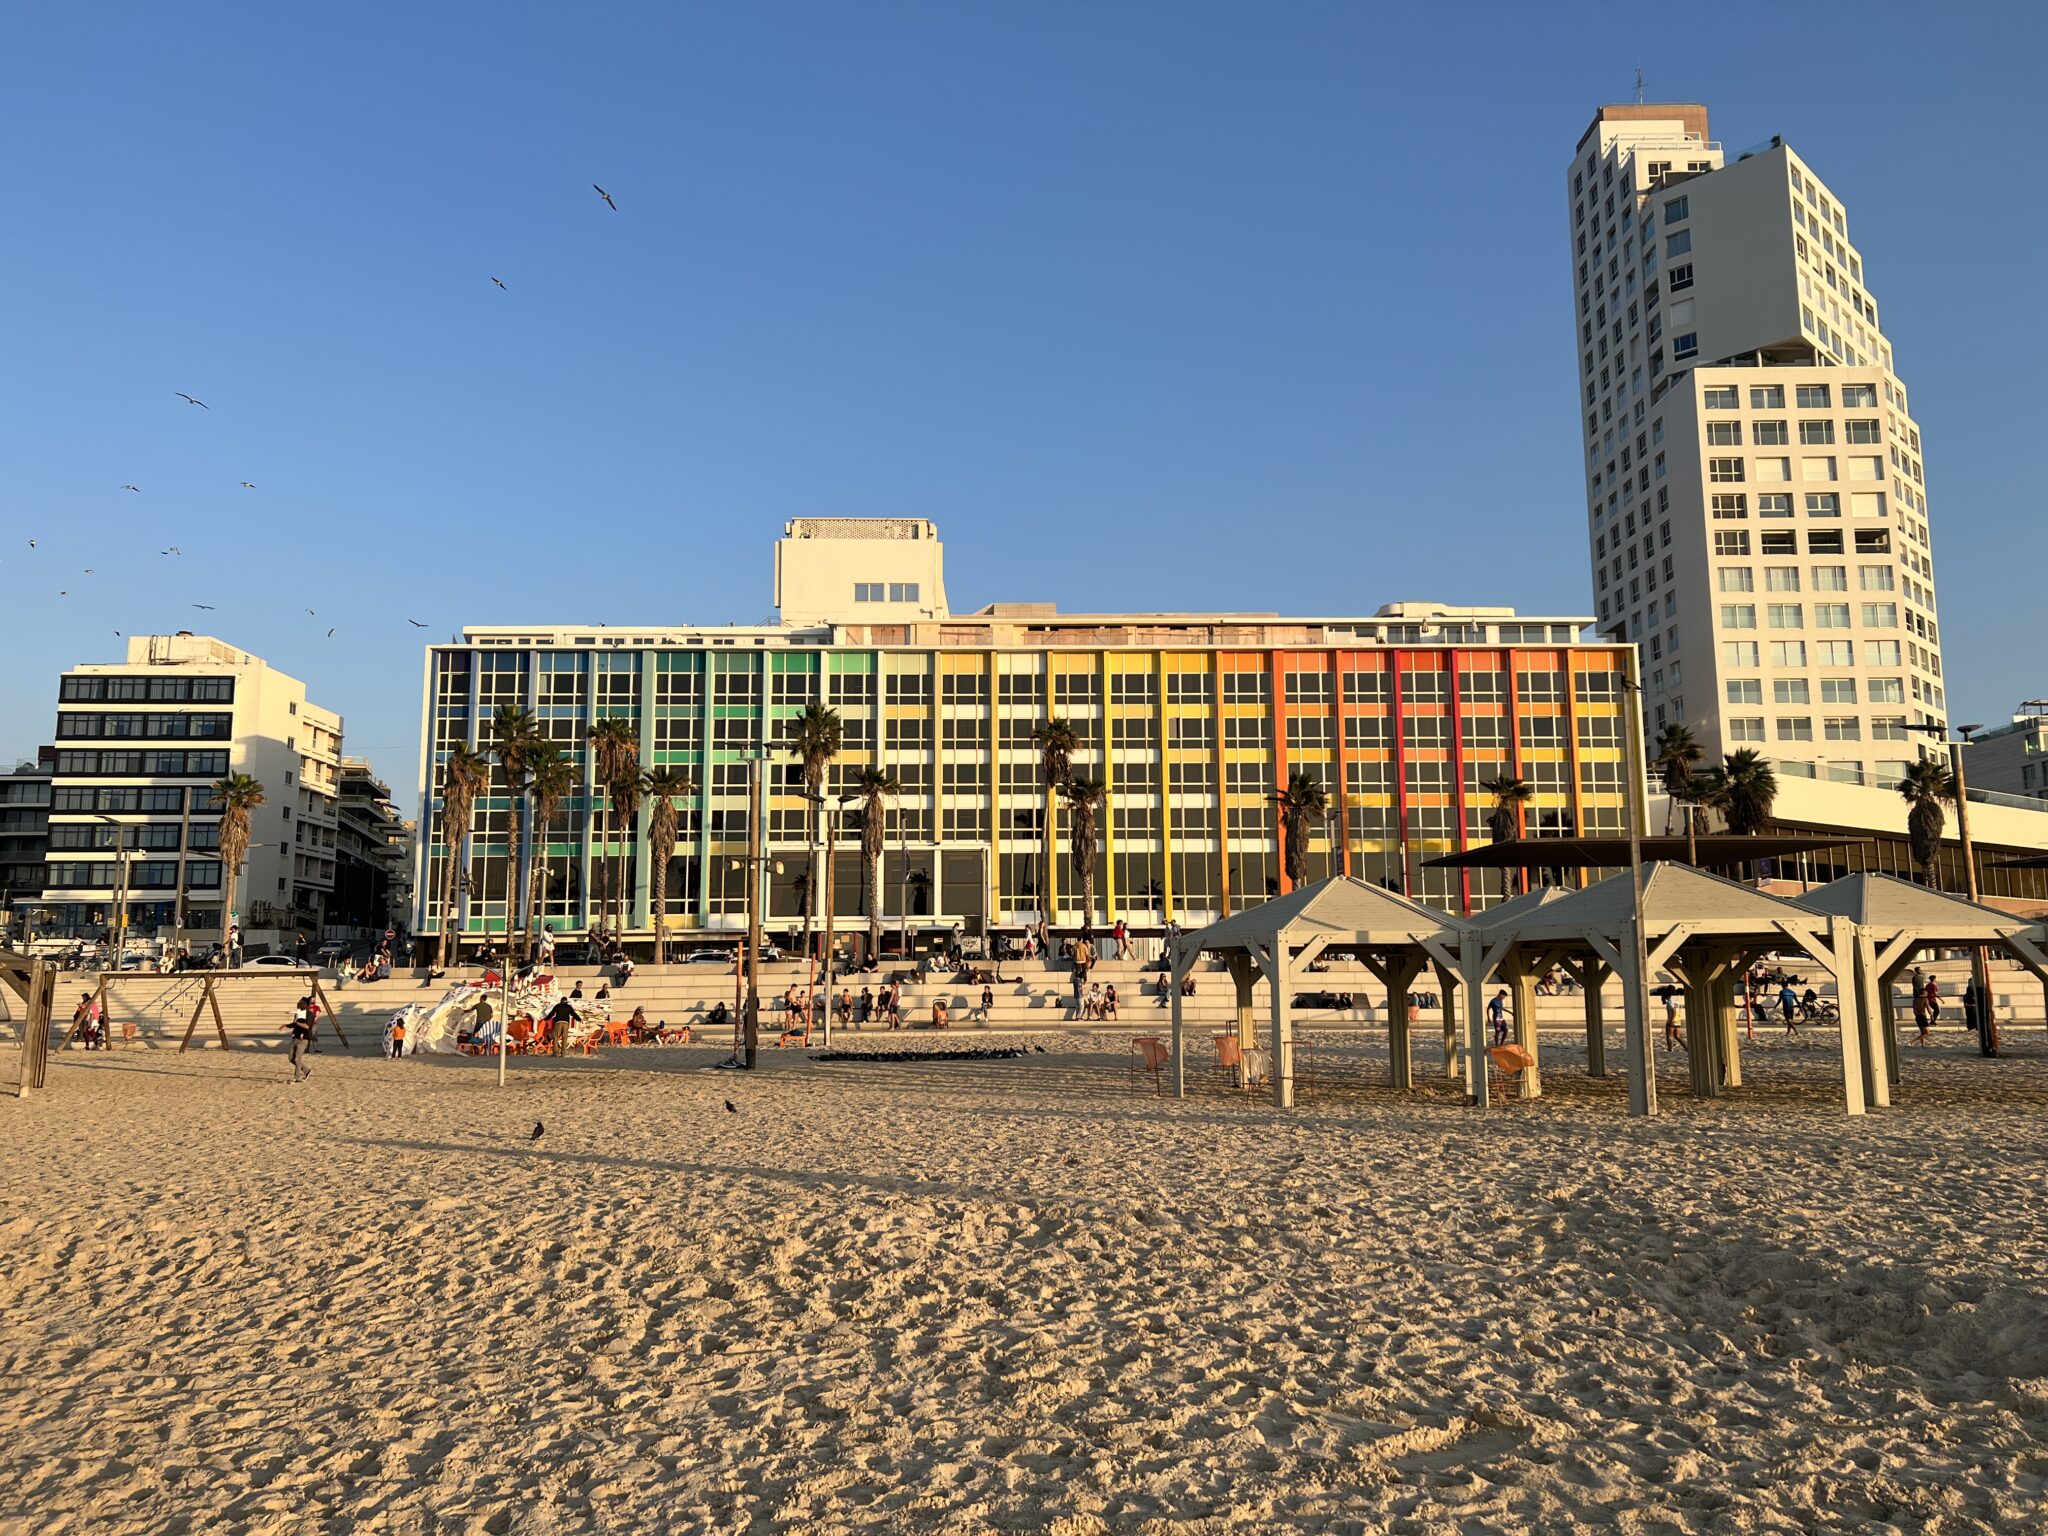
96;975;116;1050
1828;916;1866;1117
1385;954;1424;1091
310;977;350;1051
17;959;55;1095
1462;929;1489;1107
179;977;216;1053
1435;963;1460;1079
1169;939;1186;1099
1716;964;1742;1090
1852;927;1889;1110
1574;958;1608;1078
1509;959;1541;1100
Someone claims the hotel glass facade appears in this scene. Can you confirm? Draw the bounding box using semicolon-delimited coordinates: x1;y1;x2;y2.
415;623;1635;940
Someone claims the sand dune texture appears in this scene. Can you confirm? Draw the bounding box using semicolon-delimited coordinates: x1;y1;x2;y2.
3;1034;2046;1534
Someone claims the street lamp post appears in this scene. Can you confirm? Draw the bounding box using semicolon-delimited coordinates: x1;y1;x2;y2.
801;791;858;1048
1907;721;1996;1055
92;815;134;972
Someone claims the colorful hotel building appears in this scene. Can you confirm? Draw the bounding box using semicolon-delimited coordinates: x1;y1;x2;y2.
412;521;1638;943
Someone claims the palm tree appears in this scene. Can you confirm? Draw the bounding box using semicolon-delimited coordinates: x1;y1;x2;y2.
586;716;639;940
523;742;578;953
1063;777;1105;930
1270;768;1330;893
434;746;491;965
1898;758;1958;887
785;703;843;952
1683;767;1730;867
1480;773;1534;900
1718;749;1778;836
852;765;899;955
490;703;541;957
1652;723;1703;833
645;767;693;964
1030;719;1081;928
209;773;265;949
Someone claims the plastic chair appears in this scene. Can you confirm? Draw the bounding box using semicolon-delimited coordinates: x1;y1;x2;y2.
604;1020;631;1048
1486;1043;1535;1101
1129;1035;1170;1095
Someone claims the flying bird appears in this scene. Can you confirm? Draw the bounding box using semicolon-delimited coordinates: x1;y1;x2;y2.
305;608;316;616
193;604;214;610
326;628;335;638
82;568;94;575
122;484;140;493
240;481;256;490
407;619;428;628
161;547;181;556
530;1121;545;1142
26;539;35;548
175;393;209;408
491;277;507;290
593;184;617;211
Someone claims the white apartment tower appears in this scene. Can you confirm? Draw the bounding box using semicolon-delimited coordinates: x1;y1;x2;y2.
1569;104;1945;791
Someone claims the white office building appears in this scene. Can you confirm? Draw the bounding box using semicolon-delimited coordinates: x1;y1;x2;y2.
42;634;344;945
1569;104;1945;790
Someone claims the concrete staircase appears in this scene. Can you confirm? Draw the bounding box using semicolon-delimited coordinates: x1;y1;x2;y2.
46;943;2044;1049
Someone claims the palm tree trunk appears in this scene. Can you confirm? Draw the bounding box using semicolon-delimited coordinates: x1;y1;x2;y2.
1686;804;1699;867
866;849;881;953
220;867;238;956
510;797;529;961
437;828;457;966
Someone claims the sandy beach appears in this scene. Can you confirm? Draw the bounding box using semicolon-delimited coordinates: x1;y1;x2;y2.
4;1033;2046;1534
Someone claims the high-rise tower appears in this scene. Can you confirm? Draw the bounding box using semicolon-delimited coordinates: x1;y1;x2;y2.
1569;105;1944;792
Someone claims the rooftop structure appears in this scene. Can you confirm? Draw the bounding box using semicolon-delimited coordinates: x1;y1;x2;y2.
1969;704;2048;805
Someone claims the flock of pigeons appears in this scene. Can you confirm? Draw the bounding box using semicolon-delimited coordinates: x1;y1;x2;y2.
27;182;627;642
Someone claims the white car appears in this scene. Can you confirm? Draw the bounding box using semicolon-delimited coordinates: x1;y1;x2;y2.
248;954;316;970
684;949;735;965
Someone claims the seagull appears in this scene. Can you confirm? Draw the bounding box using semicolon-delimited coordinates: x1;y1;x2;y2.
724;1100;738;1114
193;604;214;610
530;1121;545;1142
491;277;507;290
305;608;316;616
122;485;140;493
407;619;428;628
160;547;181;556
82;568;94;575
26;539;35;549
240;481;256;490
175;393;209;408
326;627;335;638
593;184;617;211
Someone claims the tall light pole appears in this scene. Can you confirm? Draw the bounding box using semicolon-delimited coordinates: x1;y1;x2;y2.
897;799;911;957
92;815;133;972
802;790;858;1048
1907;721;1996;1055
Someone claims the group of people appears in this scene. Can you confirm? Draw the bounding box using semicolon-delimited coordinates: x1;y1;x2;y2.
1072;981;1120;1021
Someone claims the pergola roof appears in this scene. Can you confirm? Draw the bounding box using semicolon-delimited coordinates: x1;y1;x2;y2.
1187;876;1468;955
1493;862;1825;945
1474;886;1577;934
1791;873;2029;939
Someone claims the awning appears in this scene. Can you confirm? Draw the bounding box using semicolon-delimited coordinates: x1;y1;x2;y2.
1424;834;1858;870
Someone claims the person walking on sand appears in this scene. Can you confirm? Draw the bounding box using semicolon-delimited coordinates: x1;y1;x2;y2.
284;997;315;1082
1910;966;1931;1044
1922;973;1942;1035
1779;981;1799;1035
1660;986;1684;1051
1487;989;1511;1047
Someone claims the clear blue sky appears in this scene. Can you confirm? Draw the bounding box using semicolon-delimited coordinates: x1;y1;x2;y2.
6;2;2043;781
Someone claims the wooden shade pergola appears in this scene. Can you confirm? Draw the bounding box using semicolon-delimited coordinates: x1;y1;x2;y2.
1168;878;1472;1107
1791;874;2048;1086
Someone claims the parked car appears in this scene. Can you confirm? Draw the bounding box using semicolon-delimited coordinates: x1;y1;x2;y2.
249;953;316;970
684;948;735;966
315;938;354;964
